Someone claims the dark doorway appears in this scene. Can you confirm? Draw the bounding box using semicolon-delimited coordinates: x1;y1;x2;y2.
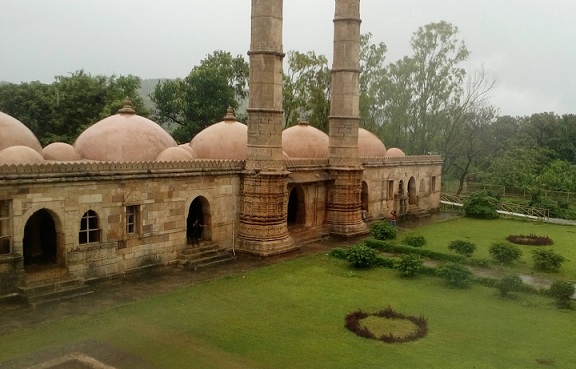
408;177;418;205
187;197;210;244
361;181;369;212
23;209;58;267
287;186;305;225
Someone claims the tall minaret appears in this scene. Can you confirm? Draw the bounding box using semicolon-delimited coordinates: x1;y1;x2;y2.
237;0;296;255
326;0;368;236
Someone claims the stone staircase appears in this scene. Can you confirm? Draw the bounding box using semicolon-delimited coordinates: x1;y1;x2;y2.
289;225;327;245
18;267;93;308
177;241;236;270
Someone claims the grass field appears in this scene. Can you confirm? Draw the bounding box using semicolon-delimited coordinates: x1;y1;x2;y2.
1;217;575;369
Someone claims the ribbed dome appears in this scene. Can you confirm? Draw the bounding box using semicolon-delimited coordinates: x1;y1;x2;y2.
0;111;43;155
358;128;386;157
43;142;81;161
282;121;329;158
74;100;177;162
190;107;247;160
0;145;45;165
386;147;406;157
156;147;194;161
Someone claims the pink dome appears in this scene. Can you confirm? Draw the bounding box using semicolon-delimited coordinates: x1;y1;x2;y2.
386;147;406;157
178;143;196;157
358;128;386;157
0;111;42;154
0;145;45;165
190;108;247;160
282;121;329;158
156;147;194;161
43;142;81;161
74;100;177;162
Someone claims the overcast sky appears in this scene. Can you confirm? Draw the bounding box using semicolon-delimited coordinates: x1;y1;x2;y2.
1;0;574;117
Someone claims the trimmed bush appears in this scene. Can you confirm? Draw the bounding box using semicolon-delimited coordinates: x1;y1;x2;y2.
498;274;523;297
448;239;477;257
402;235;426;248
548;280;575;309
370;221;397;241
329;247;349;260
344;307;428;343
436;263;473;288
463;191;499;219
489;242;522;265
506;234;553;246
397;254;423;278
531;249;566;272
346;244;378;269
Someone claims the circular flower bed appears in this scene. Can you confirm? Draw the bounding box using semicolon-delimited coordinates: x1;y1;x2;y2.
506;234;553;246
344;306;428;343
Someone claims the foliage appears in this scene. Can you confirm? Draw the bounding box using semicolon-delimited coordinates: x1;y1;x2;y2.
151;50;248;142
397;254;424;278
436;263;473;288
402;234;426;248
506;234;553;246
282;51;331;131
370;221;397;241
488;242;522;265
447;239;476;257
329;248;349;260
359;33;388;132
548;280;575;309
344;307;428;343
531;249;566;272
463;191;499;219
0;70;147;145
346;244;378;269
497;274;524;297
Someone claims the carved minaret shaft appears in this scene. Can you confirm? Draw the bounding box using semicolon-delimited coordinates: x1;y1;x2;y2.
237;0;295;255
326;0;368;236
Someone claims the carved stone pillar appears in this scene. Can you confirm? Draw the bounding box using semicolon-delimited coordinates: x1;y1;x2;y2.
326;0;368;236
237;0;296;255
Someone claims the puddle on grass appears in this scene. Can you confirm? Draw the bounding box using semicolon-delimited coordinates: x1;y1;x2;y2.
520;275;576;299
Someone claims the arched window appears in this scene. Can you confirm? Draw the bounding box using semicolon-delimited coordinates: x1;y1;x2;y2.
79;210;100;244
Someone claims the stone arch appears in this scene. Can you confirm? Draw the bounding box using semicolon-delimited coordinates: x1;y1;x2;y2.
187;196;212;243
408;177;418;205
23;208;65;269
287;186;306;226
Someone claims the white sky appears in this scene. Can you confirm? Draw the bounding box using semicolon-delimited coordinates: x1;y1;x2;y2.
1;0;575;117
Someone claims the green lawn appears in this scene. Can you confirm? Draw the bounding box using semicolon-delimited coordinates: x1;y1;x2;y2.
399;217;576;278
1;218;575;369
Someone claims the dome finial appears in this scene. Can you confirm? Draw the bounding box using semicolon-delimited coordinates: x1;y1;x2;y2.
298;120;309;126
118;98;136;114
223;106;237;122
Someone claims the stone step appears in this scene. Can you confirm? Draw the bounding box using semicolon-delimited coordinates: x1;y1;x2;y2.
18;278;93;308
177;242;236;270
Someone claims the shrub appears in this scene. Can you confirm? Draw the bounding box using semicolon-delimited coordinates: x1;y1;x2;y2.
548;280;575;309
436;263;473;288
329;247;349;259
370;221;397;241
498;274;523;297
463;191;499;219
506;234;553;246
448;239;476;257
374;256;396;269
397;254;423;278
531;249;566;272
402;235;426;248
489;242;522;265
346;244;378;269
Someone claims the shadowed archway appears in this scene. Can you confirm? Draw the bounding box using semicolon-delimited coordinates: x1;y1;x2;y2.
23;209;61;269
187;196;212;244
287;186;306;226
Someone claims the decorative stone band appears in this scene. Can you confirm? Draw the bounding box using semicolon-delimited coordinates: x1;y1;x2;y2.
247;50;286;57
333;17;362;24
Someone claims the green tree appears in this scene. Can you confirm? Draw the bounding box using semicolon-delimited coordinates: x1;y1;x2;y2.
397;254;423;278
151;51;248;143
498;274;523;298
463;191;499;219
359;33;388;133
489;242;522;265
549;280;575;309
436;263;473;288
282;51;330;131
532;249;566;272
448;239;476;257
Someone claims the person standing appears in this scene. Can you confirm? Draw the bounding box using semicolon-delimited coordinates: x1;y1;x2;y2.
390;210;397;227
191;218;205;245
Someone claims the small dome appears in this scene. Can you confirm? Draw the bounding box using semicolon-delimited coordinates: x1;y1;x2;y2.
74;100;177;162
43;142;81;161
386;147;406;157
282;121;329;158
156;147;194;161
0;111;43;155
190;107;247;160
178;143;196;157
358;128;386;157
0;145;45;165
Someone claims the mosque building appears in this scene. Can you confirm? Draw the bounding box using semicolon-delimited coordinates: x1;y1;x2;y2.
0;0;442;302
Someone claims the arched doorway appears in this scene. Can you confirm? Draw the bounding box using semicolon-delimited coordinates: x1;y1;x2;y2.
187;197;211;244
361;181;369;212
287;186;306;226
23;209;60;269
408;177;418;205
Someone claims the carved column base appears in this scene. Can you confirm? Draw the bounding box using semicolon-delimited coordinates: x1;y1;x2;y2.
325;168;369;237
